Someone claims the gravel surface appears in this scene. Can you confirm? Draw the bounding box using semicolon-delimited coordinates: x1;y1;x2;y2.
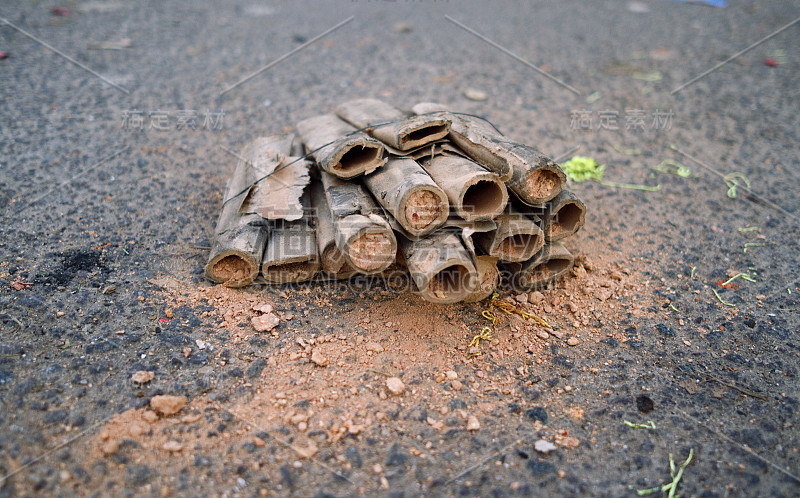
1;0;799;496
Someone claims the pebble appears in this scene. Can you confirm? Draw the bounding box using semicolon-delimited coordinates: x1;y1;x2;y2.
365;342;384;353
515;293;528;303
451;380;463;391
162;441;184;452
310;349;328;367
292;441;318;459
386;377;405;395
150;395;188;416
131;371;154;384
529;291;545;303
466;416;480;431
534;440;557;453
445;370;458;380
464;88;488;101
252;313;280;332
253;303;273;314
142;410;159;424
567;337;579;346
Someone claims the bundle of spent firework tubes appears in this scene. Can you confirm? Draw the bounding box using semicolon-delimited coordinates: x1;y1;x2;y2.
205;99;586;304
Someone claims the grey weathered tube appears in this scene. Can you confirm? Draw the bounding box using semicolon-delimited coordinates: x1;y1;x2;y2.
420;155;508;222
296;114;386;179
362;157;449;237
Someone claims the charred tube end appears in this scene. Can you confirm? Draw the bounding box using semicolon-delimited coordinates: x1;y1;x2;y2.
397;118;450;150
548;201;586;241
460;178;508;221
524;168;565;204
497;232;544;262
347;229;397;274
262;260;319;284
334;143;384;178
207;253;258;288
403;188;449;235
425;263;476;303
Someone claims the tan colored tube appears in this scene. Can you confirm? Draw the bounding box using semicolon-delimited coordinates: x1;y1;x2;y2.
400;231;478;304
310;179;358;279
336;98;450;151
362;157;449;237
421;155;508;221
504;243;574;291
320;171;397;274
412;102;566;205
296;114;386;179
474;206;545;262
260;191;320;284
463;256;500;303
539;189;586;242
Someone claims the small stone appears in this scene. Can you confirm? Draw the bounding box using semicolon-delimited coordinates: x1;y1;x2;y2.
150;395;187;416
56;311;66;317
365;342;384;353
464;88;488;101
372;463;383;474
59;470;71;482
392;22;412;33
163;441;183;452
251;313;280;332
310;349;328;367
445;370;458;380
529;291;545;303
466;416;480;431
567;337;579;346
292;441;318;459
534;440;557;454
386;377;405;395
142;410;159;424
515;293;528;303
451;380;463;391
101;284;117;295
253;436;265;447
101;439;119;456
131;371;154;384
253;303;273;314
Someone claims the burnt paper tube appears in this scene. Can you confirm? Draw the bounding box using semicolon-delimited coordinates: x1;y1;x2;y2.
474;206;545;263
463;256;500;303
296;114;386;179
310;179;358;279
362;157;449;237
260;190;320;284
336;98;450;151
400;230;479;304
320;171;397;274
504;243;574;291
420;155;508;222
412;103;566;204
539;189;587;242
205;169;267;288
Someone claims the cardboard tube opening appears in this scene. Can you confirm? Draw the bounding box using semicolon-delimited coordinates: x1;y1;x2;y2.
526;169;561;200
498;233;542;261
550;203;583;238
462;180;505;218
211;255;252;283
532;258;572;279
405;190;444;231
402;124;449;145
322;246;348;273
428;264;471;298
337;145;382;175
348;231;394;272
265;261;317;281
